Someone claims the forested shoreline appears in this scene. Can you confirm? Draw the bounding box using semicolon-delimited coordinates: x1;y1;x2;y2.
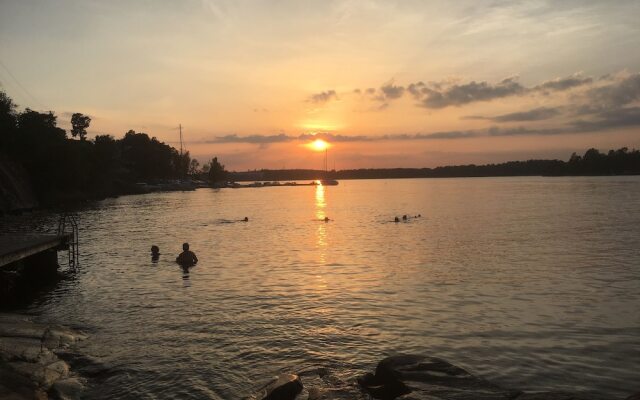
2;90;639;211
231;148;640;181
0;91;225;210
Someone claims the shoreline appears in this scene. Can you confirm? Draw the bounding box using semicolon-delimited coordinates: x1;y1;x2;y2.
0;313;88;400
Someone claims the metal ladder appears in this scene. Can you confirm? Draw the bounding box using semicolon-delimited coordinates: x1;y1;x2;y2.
57;213;79;271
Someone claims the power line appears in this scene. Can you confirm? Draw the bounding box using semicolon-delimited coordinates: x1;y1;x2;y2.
0;59;48;110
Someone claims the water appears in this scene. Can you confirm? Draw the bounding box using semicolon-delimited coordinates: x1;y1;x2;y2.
10;177;640;398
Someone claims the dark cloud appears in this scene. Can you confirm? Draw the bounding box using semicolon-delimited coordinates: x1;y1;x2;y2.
572;106;640;131
308;90;338;104
534;75;593;92
466;107;562;122
487;126;567;136
407;82;426;98
419;77;526;108
380;83;405;100
585;73;640;109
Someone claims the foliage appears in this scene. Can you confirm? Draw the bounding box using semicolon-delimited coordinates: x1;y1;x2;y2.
70;113;91;140
207;157;227;183
0;90;222;205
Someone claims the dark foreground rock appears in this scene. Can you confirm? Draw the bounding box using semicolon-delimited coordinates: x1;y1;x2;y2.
0;313;87;400
255;374;303;400
252;355;639;400
358;354;634;400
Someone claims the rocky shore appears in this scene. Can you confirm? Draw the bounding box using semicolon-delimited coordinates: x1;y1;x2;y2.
0;313;87;400
254;354;640;400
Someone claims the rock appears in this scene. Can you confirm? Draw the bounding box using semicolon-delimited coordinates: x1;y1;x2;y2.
357;355;628;400
0;313;87;399
257;374;303;400
50;377;85;400
360;354;520;400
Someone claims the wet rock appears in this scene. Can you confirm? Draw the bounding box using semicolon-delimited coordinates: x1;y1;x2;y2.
358;355;626;400
257;374;303;400
360;354;520;400
50;377;85;400
0;313;86;399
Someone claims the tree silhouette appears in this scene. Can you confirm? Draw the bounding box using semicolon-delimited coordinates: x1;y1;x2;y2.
207;157;227;183
189;158;200;175
70;113;91;140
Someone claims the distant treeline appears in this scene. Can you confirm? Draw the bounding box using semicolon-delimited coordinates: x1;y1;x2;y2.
0;91;197;205
231;148;640;181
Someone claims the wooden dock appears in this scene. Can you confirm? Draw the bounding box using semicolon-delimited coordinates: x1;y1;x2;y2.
0;234;71;268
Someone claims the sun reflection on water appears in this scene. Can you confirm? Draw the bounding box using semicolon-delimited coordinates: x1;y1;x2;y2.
315;183;327;264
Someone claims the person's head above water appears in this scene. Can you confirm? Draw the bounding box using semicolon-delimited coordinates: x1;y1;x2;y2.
182;243;189;251
244;217;249;222
151;245;160;254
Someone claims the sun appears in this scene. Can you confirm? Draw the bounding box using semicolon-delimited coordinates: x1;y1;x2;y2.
308;139;330;152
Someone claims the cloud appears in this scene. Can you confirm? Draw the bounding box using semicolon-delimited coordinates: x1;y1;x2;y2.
330;72;599;110
307;90;338;104
572;106;640;131
534;74;593;92
299;132;373;142
211;134;294;144
379;82;404;100
585;73;640;109
419;77;526;108
466;106;562;122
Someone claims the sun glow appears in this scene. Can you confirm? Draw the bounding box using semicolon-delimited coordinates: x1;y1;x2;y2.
308;139;330;152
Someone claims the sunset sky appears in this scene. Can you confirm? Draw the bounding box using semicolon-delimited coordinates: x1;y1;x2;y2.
1;0;640;170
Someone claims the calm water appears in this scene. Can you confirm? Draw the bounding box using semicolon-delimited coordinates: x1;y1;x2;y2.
10;177;640;398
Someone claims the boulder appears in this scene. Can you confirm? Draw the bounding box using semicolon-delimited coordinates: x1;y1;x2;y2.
359;354;520;400
50;377;85;400
257;374;303;400
358;355;624;400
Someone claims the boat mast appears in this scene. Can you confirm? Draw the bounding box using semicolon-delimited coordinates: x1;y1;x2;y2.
179;124;183;157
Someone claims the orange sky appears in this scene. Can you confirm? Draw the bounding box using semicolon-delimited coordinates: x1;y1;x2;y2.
1;1;640;170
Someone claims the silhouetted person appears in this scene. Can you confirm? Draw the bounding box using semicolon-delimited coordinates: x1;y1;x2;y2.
151;245;160;262
176;243;198;266
418;214;421;217
402;215;407;221
324;216;330;222
243;217;249;222
394;216;400;222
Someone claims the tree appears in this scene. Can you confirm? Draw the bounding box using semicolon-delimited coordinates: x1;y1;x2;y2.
70;113;91;140
207;157;227;183
189;158;200;175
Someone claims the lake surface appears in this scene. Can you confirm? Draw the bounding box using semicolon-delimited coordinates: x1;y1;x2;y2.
9;177;640;398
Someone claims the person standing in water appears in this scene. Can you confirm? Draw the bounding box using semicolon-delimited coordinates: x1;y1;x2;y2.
176;243;198;266
151;245;160;262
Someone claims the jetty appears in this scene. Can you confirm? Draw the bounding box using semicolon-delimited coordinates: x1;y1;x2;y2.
0;234;72;268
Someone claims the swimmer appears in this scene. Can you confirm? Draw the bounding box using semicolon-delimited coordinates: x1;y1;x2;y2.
151;245;160;261
176;243;198;266
324;216;330;222
402;215;408;221
394;216;400;223
243;217;249;222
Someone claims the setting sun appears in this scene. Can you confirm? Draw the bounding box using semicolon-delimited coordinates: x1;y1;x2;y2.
308;139;330;152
